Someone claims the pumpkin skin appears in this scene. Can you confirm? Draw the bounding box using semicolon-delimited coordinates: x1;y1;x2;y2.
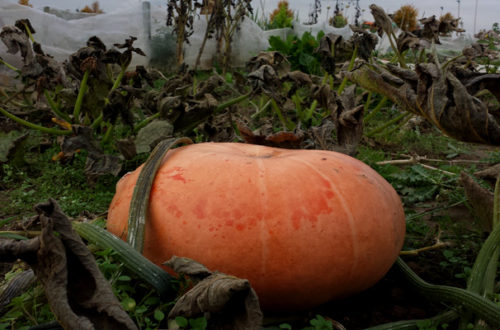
107;142;405;311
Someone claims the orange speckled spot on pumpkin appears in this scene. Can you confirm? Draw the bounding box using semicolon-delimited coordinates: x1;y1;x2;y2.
166;166;188;183
194;200;206;219
167;204;183;218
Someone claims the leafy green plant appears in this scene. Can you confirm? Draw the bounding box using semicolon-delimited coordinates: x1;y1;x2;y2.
175;316;208;330
269;1;294;29
303;314;335;330
268;31;324;75
440;248;472;280
387;165;458;204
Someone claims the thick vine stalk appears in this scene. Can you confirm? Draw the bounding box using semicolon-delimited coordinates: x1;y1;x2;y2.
126;137;194;252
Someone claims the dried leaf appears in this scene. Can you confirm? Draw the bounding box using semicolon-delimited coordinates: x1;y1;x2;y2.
396;31;424;53
0;200;138;330
246;51;290;76
336;85;364;155
60;126;123;181
369;4;393;37
474;163;500;182
195;74;224;97
419;16;440;44
84;153;122;183
165;256;262;330
0;25;34;64
346;62;500;145
173;93;219;134
0;130;28;164
103;88;135;126
247;64;281;98
135;120;174;154
350;26;378;60
464;73;500;103
315;33;344;74
460;172;493;231
237;121;303;149
115;138;137;160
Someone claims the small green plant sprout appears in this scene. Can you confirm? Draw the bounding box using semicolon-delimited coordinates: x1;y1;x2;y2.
329;2;347;28
269;1;294;29
303;314;339;330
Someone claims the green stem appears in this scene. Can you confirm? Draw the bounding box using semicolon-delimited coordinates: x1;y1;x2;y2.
90;113;103;129
44;90;71;122
127;137;194;252
134;113;160;133
292;93;303;119
215;91;251;113
251;99;271;119
72;222;176;298
366;309;459;330
73;69;90;123
494;176;500;228
111;67;126;92
389;31;407;68
364;92;373;113
0;58;21;73
337;45;358;95
364;96;388;123
0;106;72;135
271;98;295;131
22;22;35;43
367;112;409;137
304;99;318;122
467;182;500;295
101;122;114;145
381;113;413;138
396;257;500;327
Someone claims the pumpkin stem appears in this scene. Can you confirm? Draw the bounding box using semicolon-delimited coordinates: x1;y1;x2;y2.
127;137;194;253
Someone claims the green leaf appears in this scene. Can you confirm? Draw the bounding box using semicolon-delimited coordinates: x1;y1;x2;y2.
121;297;136;311
175;316;188;328
0;130;28;164
0;232;28;240
154;309;165;322
189;316;208;330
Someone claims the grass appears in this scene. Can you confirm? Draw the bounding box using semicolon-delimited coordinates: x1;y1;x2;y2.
0;132;150;218
0;147;117;218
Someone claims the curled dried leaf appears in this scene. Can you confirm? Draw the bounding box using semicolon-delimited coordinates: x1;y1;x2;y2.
0;200;138;330
165;256;262;330
0;25;33;64
246;51;290;76
347;61;500;145
369;4;393;37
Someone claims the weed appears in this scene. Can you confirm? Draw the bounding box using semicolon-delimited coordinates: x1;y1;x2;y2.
175;316;208;330
268;31;324;75
0;144;119;217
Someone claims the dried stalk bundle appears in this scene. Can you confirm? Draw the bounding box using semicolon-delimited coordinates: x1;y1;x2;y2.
347;61;500;145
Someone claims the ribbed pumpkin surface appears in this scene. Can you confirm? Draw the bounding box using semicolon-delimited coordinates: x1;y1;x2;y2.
107;142;405;311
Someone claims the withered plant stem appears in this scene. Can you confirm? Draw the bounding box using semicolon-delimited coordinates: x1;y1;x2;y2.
0;58;20;73
0;106;72;135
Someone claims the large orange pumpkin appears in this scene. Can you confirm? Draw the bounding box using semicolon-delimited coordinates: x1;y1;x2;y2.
107;142;405;311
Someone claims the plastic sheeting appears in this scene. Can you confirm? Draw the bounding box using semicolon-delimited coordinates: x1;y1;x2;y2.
0;0;149;68
0;0;475;73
